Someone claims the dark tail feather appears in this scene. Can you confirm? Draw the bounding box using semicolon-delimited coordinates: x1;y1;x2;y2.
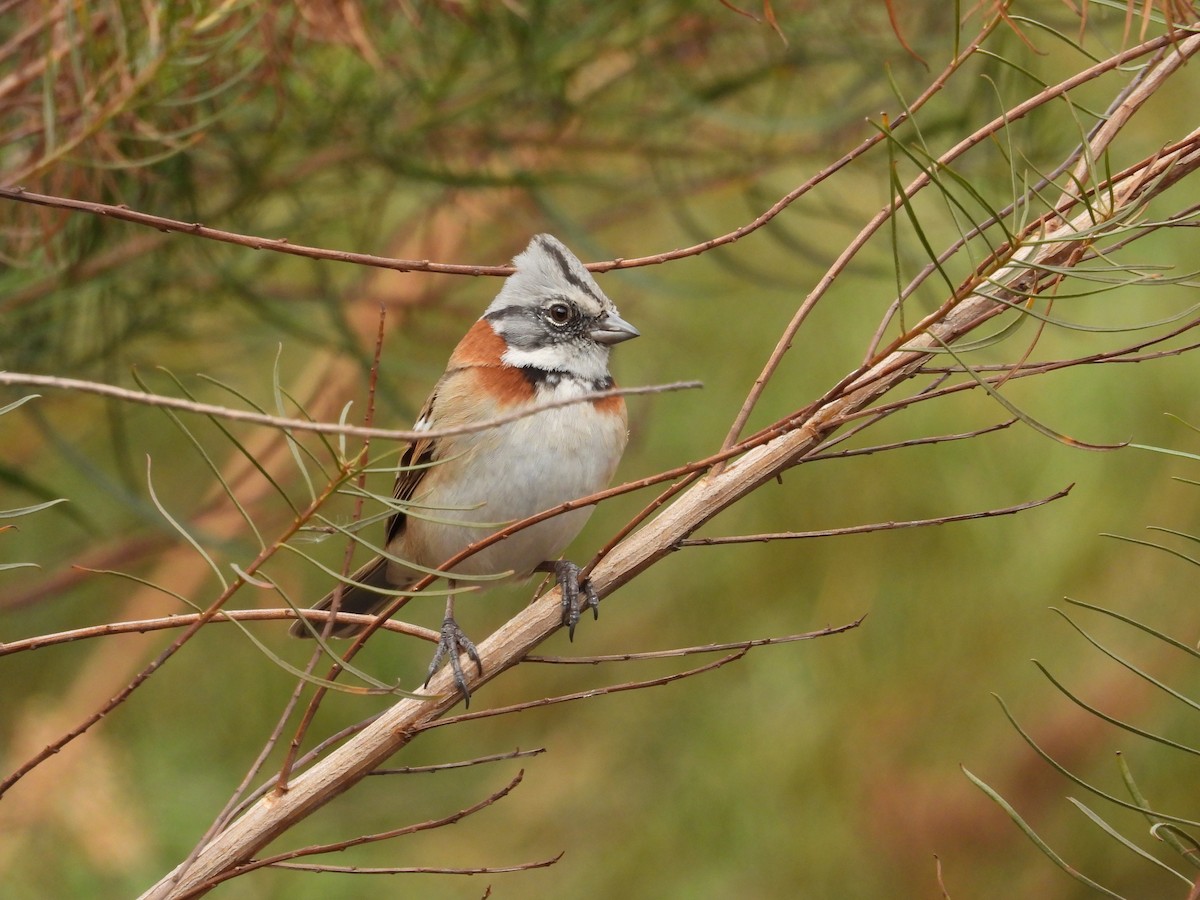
289;556;396;638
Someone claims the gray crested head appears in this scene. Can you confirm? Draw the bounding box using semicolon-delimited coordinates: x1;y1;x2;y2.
484;234;638;378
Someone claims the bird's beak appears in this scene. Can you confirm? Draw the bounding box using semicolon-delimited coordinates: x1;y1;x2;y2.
590;312;640;345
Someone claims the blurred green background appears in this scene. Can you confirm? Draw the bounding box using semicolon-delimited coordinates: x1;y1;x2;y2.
3;2;1199;898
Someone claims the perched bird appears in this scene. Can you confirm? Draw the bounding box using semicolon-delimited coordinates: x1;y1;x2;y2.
291;234;638;702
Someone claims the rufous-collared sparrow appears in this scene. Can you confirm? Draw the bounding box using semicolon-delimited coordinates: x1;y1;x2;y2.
290;234;639;702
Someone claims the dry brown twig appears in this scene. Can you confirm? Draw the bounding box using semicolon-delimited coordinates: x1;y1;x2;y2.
676;486;1075;546
0;371;702;442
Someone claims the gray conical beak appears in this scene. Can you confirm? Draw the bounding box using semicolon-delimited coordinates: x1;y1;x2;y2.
590;312;640;345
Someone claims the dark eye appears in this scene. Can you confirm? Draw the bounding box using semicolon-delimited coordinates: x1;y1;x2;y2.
546;302;573;326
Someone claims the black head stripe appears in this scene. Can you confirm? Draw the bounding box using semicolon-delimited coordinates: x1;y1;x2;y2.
536;235;604;304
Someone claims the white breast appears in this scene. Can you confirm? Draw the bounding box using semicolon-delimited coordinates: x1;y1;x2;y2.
392;382;628;584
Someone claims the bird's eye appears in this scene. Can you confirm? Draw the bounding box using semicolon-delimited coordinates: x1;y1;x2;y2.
546;302;573;326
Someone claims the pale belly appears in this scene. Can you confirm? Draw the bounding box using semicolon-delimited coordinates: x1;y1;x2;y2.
387;400;625;585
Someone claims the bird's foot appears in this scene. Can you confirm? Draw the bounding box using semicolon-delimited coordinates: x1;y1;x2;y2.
424;616;482;706
550;560;599;640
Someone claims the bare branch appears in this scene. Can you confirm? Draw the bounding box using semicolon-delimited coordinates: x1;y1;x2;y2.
428;650;751;729
268;855;562;875
370;747;547;776
0;371;701;443
804;419;1019;461
677;486;1073;546
525;620;865;664
0;186;520;276
0;609;440;657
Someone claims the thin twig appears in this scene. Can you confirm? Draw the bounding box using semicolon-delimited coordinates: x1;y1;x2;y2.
427;650;750;729
370;747;546;775
268;856;562;874
677;485;1073;546
841;314;1200;424
0;186;520;275
0;371;702;442
0;609;438;656
782;372;952;460
804;418;1018;462
916;316;1200;374
525;619;864;664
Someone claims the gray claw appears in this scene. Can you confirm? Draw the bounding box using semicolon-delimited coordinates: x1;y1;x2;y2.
553;560;600;641
425;617;482;706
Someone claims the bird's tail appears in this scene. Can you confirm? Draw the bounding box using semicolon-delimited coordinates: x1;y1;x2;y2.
288;556;403;638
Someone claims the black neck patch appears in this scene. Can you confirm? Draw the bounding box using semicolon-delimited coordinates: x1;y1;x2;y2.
519;368;613;393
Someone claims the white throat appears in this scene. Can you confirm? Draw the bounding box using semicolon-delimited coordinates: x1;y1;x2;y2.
500;342;611;383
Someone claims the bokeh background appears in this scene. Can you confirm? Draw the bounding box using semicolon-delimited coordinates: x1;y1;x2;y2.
3;2;1199;898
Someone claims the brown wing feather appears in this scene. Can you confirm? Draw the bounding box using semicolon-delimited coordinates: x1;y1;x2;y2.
386;390;439;544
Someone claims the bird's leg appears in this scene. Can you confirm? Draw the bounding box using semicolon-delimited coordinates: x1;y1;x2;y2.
536;560;599;641
424;581;482;706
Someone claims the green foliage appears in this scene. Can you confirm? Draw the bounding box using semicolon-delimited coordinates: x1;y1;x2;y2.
0;395;67;571
972;440;1200;896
